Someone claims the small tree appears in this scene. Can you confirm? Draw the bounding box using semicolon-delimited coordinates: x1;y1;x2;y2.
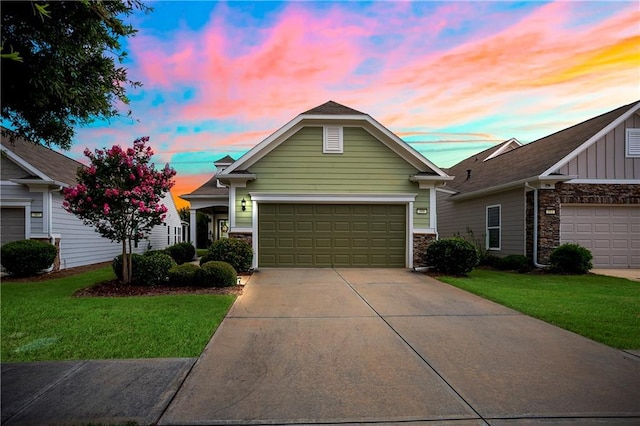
63;137;176;283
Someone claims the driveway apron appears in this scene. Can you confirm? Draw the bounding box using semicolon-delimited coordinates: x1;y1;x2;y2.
160;268;640;425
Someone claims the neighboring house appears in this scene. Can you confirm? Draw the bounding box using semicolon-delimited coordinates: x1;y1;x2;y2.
183;101;452;268
0;132;183;270
437;101;640;269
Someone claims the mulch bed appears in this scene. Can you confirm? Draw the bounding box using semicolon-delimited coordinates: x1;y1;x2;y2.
74;279;244;297
3;261;245;298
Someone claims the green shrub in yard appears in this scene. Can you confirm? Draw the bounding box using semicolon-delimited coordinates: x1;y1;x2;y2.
549;243;593;275
207;238;253;272
136;252;177;285
0;239;57;277
112;253;144;282
480;254;501;267
199;253;215;266
496;255;532;273
425;237;479;276
198;261;237;287
165;242;196;265
168;263;200;286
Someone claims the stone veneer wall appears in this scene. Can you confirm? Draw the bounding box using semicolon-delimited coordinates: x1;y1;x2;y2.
228;232;252;246
527;183;640;264
413;233;437;267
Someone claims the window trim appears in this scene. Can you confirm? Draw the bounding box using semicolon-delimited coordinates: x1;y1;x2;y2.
323;126;343;154
486;204;501;251
626;128;640;158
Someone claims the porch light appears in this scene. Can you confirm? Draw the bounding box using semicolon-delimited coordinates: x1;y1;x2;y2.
241;198;246;212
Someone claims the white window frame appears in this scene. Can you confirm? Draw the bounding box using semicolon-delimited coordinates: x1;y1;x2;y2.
626;128;640;158
486;204;501;250
323;126;343;154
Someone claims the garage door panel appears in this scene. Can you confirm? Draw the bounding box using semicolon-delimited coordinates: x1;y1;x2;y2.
259;204;406;267
561;205;640;268
334;222;350;232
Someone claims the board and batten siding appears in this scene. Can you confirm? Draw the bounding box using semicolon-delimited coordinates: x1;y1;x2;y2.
556;114;640;179
437;188;525;256
237;126;429;228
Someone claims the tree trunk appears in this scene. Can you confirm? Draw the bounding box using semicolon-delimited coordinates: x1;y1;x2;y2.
121;239;128;283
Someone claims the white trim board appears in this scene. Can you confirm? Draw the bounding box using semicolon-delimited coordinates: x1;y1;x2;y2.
248;193;417;203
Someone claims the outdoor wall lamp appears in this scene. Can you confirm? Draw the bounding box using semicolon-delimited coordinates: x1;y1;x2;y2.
241;198;246;212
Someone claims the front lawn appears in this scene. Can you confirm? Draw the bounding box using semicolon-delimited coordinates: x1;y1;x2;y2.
1;266;235;362
438;269;640;349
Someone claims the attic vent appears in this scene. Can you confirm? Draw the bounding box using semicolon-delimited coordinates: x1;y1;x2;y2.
323;126;343;154
626;128;640;158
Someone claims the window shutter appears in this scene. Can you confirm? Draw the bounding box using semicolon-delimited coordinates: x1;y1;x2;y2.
323;126;343;153
626;129;640;157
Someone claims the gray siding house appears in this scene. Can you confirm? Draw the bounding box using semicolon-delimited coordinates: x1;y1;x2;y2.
437;101;640;268
1;133;184;270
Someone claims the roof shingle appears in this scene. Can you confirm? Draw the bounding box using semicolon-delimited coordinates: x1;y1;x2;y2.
1;130;82;185
445;101;639;194
302;101;366;116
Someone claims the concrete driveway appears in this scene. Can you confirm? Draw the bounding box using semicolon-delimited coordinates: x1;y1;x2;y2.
160;268;640;425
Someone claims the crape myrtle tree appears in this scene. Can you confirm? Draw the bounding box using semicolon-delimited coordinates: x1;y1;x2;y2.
63;137;176;283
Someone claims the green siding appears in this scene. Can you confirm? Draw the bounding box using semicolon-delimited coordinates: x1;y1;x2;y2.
238;126;431;228
235;188;252;228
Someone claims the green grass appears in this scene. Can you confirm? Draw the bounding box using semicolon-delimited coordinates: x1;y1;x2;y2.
196;249;208;257
1;266;235;362
438;269;640;349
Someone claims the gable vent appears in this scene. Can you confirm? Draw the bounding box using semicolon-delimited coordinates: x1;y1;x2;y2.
323;126;343;154
627;128;640;158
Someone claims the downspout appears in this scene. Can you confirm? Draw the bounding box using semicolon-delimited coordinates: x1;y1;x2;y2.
48;186;62;244
525;182;548;268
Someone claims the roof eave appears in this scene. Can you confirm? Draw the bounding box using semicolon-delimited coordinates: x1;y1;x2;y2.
11;178;67;189
447;175;575;202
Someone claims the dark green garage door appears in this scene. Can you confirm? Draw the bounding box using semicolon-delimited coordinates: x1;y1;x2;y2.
258;204;406;267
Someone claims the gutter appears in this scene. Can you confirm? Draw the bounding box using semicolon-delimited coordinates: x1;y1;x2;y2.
525;182;548;268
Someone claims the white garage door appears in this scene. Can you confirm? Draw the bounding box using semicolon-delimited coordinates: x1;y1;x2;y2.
560;205;640;268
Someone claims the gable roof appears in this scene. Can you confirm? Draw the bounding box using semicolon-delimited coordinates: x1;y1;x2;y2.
214;155;235;166
1;130;82;185
219;101;450;179
302;100;365;115
181;175;229;198
445;101;640;196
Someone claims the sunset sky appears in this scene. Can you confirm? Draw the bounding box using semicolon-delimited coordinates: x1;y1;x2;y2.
68;0;640;210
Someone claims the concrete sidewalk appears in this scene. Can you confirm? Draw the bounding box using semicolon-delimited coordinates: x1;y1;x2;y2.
1;358;195;425
160;268;640;425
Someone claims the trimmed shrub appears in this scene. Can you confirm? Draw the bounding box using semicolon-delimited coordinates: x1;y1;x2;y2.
481;254;501;268
112;253;144;282
0;239;56;277
549;243;593;275
165;242;196;265
199;253;215;266
207;238;253;272
198;261;237;287
136;252;177;286
495;255;532;273
425;237;479;276
168;263;200;286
